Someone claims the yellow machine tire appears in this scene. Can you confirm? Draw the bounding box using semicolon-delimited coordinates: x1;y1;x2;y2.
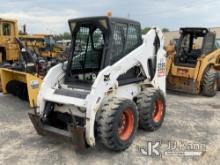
201;68;218;97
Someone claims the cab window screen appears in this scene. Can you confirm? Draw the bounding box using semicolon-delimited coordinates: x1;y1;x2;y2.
111;23;127;63
125;25;139;53
202;33;215;55
215;39;220;49
71;26;104;71
111;23;141;64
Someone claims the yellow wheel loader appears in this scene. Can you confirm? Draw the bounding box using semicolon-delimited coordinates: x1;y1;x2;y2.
0;18;68;104
0;38;62;107
166;28;220;96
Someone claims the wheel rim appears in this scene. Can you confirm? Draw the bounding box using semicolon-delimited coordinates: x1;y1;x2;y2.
118;108;134;141
153;99;164;123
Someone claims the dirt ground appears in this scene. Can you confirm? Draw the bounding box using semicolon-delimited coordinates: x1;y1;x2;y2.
0;92;220;165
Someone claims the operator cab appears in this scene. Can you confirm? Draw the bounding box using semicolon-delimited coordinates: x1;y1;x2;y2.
65;16;143;89
0;19;18;62
175;28;216;67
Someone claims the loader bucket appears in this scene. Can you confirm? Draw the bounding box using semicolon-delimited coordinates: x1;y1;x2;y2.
167;75;199;94
28;111;87;150
0;68;42;107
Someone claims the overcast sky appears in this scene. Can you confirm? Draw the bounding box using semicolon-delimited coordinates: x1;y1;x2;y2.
0;0;220;34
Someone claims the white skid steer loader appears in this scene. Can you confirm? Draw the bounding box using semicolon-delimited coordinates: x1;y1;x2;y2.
29;16;167;151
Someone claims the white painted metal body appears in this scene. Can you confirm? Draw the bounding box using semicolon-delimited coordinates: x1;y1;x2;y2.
36;28;166;146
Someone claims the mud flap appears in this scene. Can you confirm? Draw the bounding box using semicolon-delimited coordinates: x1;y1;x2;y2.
28;111;87;150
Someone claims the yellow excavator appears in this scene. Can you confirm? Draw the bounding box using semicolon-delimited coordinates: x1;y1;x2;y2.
166;27;220;97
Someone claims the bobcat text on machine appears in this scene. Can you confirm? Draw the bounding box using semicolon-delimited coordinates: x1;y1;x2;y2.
166;28;220;96
29;16;167;151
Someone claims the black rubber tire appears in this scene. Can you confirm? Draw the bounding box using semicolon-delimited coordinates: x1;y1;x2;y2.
217;71;220;91
6;80;19;96
96;97;138;151
18;83;28;101
16;82;24;99
137;88;166;131
201;68;218;97
6;80;28;101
